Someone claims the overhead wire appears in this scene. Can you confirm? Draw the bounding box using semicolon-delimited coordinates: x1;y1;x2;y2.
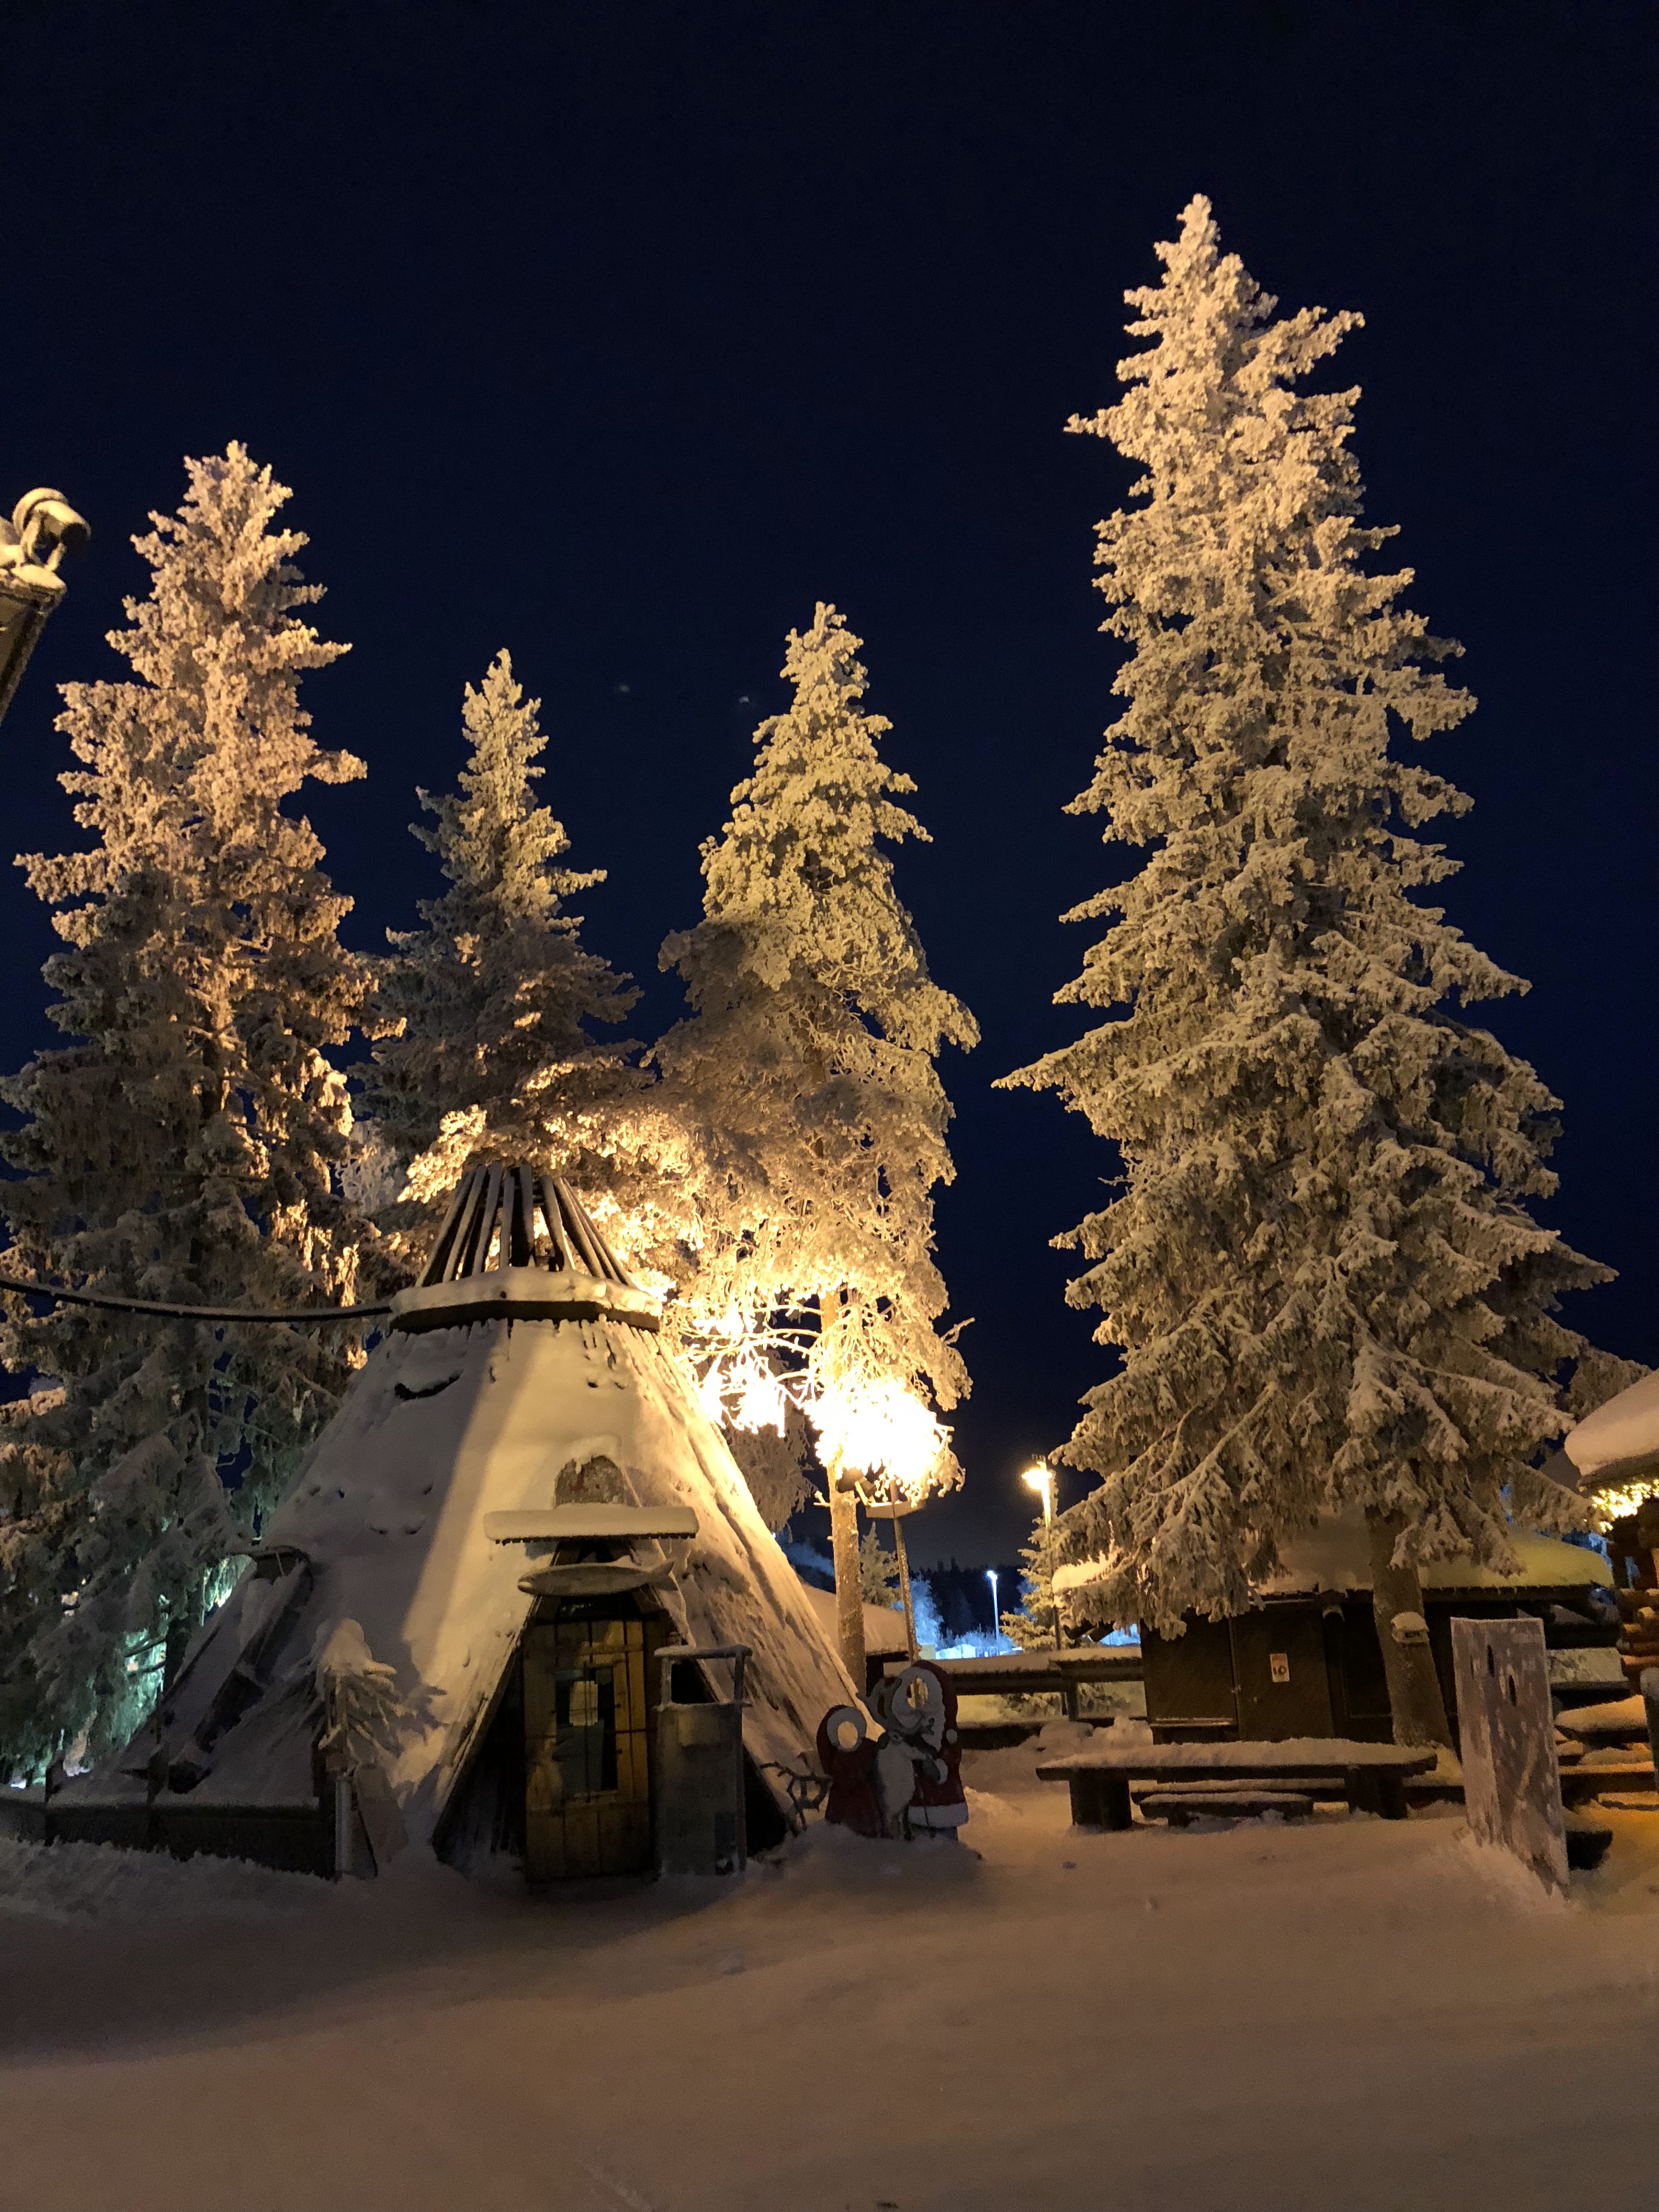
0;1274;391;1323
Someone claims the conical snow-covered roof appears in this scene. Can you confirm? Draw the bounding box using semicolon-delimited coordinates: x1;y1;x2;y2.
54;1166;857;1872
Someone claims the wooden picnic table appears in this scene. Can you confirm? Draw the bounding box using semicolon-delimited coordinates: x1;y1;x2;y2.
1035;1738;1439;1831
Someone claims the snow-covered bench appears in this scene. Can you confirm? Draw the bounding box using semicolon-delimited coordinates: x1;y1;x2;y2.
1552;1697;1656;1802
1034;1739;1440;1831
1556;1694;1647;1747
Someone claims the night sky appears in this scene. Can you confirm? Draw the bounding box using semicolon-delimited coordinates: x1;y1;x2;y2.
3;3;1655;1568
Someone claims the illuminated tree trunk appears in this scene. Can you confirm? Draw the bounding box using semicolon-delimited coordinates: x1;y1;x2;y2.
1367;1509;1453;1752
829;1481;866;1689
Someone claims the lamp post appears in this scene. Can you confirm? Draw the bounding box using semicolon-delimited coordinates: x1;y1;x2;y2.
1023;1460;1063;1652
862;1488;921;1663
985;1566;998;1647
0;488;90;732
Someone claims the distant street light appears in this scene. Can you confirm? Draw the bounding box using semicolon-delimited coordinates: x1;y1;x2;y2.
1022;1462;1054;1524
986;1566;998;1643
0;488;90;731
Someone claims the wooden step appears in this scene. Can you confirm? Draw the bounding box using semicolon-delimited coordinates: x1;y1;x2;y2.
1561;1759;1656;1803
1138;1787;1315;1824
1562;1812;1614;1871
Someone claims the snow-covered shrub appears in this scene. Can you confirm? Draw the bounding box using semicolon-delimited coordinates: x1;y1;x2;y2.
314;1617;408;1776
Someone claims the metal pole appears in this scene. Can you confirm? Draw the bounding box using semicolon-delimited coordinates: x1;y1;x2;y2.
893;1508;918;1663
1046;1481;1063;1653
334;1774;354;1877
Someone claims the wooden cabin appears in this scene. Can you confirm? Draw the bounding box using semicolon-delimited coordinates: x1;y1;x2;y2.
1136;1512;1615;1751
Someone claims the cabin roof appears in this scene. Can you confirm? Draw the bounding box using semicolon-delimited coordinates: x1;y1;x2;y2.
1054;1507;1612;1604
1565;1368;1659;1487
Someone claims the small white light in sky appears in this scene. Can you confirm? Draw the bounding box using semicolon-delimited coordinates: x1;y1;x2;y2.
614;681;631;695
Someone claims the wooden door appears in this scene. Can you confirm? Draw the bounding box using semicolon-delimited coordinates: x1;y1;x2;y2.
522;1613;652;1880
1230;1608;1335;1740
1142;1616;1239;1739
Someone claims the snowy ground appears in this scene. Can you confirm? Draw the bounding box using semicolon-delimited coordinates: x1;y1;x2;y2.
7;1741;1659;2212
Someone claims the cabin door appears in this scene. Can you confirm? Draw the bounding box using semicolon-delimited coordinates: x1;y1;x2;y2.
522;1613;653;1879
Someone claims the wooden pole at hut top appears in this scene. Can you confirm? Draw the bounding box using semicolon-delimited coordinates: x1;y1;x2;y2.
893;1511;918;1664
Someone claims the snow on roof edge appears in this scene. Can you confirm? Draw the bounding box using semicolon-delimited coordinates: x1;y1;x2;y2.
1055;1510;1611;1603
1565;1367;1659;1483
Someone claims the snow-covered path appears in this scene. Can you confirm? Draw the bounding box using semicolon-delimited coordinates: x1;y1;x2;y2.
5;1753;1659;2212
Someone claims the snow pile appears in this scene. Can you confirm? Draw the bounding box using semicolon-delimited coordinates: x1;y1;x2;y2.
1032;1717;1098;1758
762;1814;981;1894
0;1837;326;1925
1447;1825;1576;1917
9;1780;1659;2210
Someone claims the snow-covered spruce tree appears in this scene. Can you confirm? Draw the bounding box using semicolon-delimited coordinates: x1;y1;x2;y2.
656;605;977;1680
1002;199;1606;1750
360;649;646;1273
1563;1347;1650;1428
0;446;369;1777
1000;1526;1064;1654
858;1525;901;1610
720;1400;816;1534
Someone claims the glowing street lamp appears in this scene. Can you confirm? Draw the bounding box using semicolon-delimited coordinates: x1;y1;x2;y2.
1022;1458;1063;1653
986;1566;998;1643
0;488;90;732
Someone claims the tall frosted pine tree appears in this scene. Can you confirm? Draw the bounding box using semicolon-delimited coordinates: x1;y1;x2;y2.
362;650;641;1268
0;447;370;1778
1003;200;1604;1748
657;604;977;1677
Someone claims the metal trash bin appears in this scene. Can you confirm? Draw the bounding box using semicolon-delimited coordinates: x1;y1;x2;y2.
656;1643;750;1877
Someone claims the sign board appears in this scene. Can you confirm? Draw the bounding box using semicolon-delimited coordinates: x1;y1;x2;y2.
1451;1615;1567;1895
1268;1651;1290;1684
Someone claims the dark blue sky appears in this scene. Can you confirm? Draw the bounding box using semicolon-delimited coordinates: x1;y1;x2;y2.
2;2;1654;1564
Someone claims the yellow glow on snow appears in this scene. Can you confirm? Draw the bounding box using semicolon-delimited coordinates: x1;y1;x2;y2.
1591;1480;1659;1519
692;1312;953;1502
695;1318;808;1437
